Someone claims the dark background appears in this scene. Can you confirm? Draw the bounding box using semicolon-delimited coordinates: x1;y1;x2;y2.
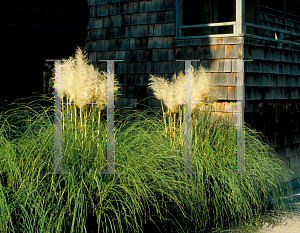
0;0;90;111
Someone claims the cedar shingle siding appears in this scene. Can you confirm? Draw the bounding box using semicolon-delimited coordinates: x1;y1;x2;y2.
84;0;300;186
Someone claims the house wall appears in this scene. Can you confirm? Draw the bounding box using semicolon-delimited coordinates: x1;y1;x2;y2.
84;0;300;184
85;0;180;116
84;0;241;117
259;12;300;40
244;36;300;182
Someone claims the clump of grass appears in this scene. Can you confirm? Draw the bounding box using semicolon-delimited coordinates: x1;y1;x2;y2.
49;46;122;149
0;59;299;233
148;65;221;146
0;92;299;233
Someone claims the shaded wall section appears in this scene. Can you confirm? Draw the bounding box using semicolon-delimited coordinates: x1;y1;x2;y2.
244;36;300;181
84;0;214;117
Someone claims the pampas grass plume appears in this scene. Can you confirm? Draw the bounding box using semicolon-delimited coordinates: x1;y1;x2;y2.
50;46;122;145
191;65;220;112
148;65;221;142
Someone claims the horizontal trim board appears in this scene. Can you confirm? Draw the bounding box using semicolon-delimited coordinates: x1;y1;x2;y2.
175;34;239;39
180;22;236;29
246;22;300;37
244;34;300;46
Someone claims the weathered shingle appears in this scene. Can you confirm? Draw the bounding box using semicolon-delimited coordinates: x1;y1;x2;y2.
84;1;300;177
151;11;175;24
96;4;108;17
108;2;124;15
129;25;154;37
102;15;122;27
131;12;151;25
152;49;159;61
225;45;238;58
158;48;169;61
152;0;175;12
213;45;225;59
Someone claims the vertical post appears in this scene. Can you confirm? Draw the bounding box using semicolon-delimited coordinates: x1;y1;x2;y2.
175;60;200;175
45;59;71;175
176;0;183;37
213;0;219;34
228;59;253;175
283;0;286;18
236;59;247;174
256;0;260;36
236;0;245;35
98;60;123;175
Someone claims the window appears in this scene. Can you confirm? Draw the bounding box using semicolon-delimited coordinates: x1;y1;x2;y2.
178;0;236;37
260;0;300;20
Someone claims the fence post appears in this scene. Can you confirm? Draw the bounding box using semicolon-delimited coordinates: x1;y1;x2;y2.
98;60;123;175
45;59;71;175
228;59;253;175
175;60;201;175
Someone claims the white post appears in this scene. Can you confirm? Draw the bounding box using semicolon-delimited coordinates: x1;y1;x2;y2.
98;60;123;175
45;59;71;175
228;59;253;175
236;0;245;36
175;60;200;175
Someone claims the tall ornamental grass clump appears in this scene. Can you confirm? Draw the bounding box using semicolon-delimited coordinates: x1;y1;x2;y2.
148;65;222;148
49;46;122;151
0;48;299;233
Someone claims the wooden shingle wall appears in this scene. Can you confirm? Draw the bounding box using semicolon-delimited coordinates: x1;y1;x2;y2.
171;37;244;125
85;0;177;116
84;0;300;183
84;0;243;119
244;36;300;181
259;13;300;40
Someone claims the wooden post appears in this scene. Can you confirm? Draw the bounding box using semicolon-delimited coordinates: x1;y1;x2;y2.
213;0;218;34
228;59;253;175
256;0;260;36
98;60;123;175
176;0;183;37
235;0;245;35
45;59;71;175
175;60;201;175
283;0;286;18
